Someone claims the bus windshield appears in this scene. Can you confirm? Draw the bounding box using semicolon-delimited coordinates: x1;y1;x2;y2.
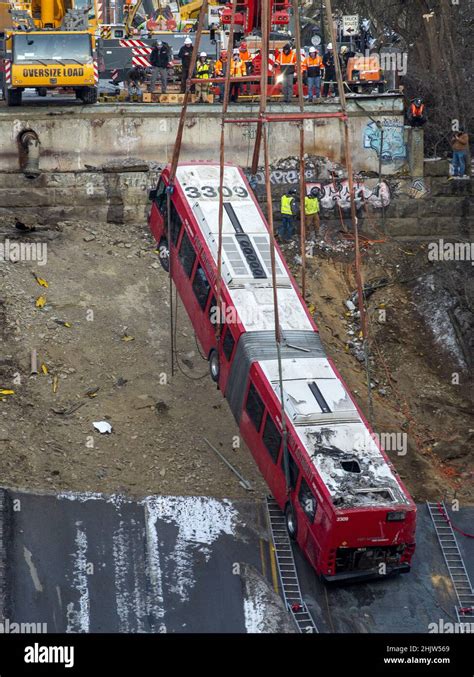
13;34;92;64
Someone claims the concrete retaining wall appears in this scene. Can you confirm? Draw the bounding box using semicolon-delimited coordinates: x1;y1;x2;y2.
0;168;471;240
0;97;414;175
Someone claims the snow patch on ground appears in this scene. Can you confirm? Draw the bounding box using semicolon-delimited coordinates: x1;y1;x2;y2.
241;563;297;634
66;523;90;633
414;273;465;367
143;496;238;604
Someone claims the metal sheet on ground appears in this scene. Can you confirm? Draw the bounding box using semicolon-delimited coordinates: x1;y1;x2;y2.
294;505;474;633
8;491;282;633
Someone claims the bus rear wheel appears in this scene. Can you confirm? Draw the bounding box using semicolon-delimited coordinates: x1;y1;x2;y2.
285;503;298;540
209;349;220;383
158;238;170;272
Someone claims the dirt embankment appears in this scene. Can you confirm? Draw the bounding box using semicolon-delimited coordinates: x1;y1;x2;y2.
283;234;473;504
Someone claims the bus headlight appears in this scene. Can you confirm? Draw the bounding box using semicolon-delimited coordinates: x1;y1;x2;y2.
387;511;406;522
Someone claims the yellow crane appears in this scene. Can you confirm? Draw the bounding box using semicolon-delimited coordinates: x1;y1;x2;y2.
0;0;98;105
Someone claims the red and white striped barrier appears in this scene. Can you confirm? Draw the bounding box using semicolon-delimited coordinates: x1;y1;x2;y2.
93;60;99;84
119;39;152;68
4;60;11;84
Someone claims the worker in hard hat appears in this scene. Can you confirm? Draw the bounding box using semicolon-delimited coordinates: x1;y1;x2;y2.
407;97;427;127
229;50;245;102
279;188;298;241
214;49;228;102
148;40;170;94
239;41;251;94
195;52;211;103
305;187;321;239
178;36;194;93
303;46;323;102
322;42;339;97
277;43;297;103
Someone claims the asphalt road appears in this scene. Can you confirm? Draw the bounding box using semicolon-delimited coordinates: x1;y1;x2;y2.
6;491;292;633
2;490;472;634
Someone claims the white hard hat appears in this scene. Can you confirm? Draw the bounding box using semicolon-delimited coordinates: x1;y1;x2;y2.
309;46;317;53
327;42;333;49
200;51;207;57
233;47;239;54
184;37;192;45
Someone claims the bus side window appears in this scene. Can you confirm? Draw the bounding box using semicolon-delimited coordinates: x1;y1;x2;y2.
192;264;210;310
170;202;182;246
262;413;281;464
281;449;299;491
245;381;265;432
298;477;317;522
153;179;167;214
222;327;235;361
178;230;196;278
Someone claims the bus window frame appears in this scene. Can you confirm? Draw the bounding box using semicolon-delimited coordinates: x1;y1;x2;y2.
245;380;265;433
178;228;197;279
192;262;211;311
222;325;236;362
261;411;282;465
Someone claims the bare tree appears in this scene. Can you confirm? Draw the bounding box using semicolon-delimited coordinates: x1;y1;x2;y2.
327;0;473;155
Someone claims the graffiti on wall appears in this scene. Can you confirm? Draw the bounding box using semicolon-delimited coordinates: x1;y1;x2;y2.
306;179;391;211
363;118;406;163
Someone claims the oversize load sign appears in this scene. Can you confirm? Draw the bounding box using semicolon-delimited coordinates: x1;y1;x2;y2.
21;67;85;77
342;14;359;36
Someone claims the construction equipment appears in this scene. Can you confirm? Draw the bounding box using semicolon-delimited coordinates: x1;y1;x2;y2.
0;0;98;105
346;54;385;94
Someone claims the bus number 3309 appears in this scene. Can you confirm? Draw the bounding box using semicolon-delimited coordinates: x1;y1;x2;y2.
183;185;249;200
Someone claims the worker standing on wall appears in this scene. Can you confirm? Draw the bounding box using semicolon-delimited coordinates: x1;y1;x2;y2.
279;188;298;241
238;41;251;95
214;49;228;103
195;52;211;103
304;47;323;102
322;43;338;97
305;188;321;239
277;43;297;104
149;41;170;94
229;49;245;103
178;37;194;93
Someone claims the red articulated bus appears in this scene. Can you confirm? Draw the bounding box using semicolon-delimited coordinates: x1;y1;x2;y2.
148;162;416;582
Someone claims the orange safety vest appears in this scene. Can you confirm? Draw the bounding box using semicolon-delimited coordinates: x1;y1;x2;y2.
303;55;323;71
214;59;227;76
278;49;297;66
410;103;425;117
239;49;251;63
230;59;245;77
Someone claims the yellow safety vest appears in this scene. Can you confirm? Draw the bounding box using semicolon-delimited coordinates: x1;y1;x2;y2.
281;194;294;215
305;196;319;215
196;62;210;79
